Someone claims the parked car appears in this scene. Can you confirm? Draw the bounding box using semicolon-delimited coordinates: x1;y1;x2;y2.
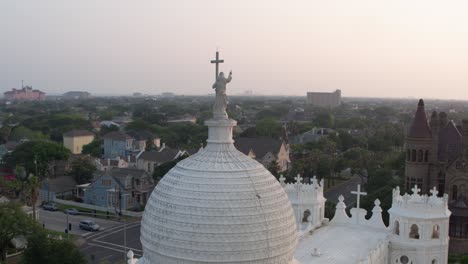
42;203;58;211
79;220;100;231
64;208;79;215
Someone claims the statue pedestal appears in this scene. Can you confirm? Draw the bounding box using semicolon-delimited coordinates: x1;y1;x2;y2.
205;118;237;144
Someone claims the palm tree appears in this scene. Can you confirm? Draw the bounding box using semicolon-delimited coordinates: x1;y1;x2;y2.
26;174;40;221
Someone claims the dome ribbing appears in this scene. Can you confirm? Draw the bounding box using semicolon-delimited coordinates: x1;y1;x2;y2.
138;118;298;264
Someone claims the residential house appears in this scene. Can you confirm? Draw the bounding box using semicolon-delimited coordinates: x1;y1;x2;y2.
40;175;77;202
234;137;290;172
103;131;133;159
137;148;188;174
103;131;160;159
84;168;154;210
100;120;120;128
126;130;160;151
96;156;129;171
63;129;95;154
291;128;336;144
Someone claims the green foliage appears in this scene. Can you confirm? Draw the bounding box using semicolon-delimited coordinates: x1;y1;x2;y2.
0;126;12;143
152;156;187;183
314;112;335;128
3;141;71;178
255;118;281;138
21;228;86;264
0;202;35;261
255;107;287;120
267;160;281;179
68;157;97;184
154;124;207;149
82;139;102;158
9;126;48;141
22;114;91;142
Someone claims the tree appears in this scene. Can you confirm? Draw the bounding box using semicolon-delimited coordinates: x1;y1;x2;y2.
0;202;35;261
0;126;11;143
21;229;86;264
267;160;281;179
69;157;97;184
82;139;102;158
255;118;281;138
23;174;40;221
3;141;71;178
152;156;187;184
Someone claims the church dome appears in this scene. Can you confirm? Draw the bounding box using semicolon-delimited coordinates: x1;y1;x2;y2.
138;118;297;264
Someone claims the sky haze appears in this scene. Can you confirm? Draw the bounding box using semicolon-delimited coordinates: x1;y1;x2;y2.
3;0;468;99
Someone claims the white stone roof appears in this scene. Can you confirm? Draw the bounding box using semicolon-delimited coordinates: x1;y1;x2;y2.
138;118;298;264
389;186;451;219
294;224;389;264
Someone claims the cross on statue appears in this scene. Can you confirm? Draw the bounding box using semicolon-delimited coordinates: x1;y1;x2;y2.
350;184;367;209
210;51;224;80
411;184;421;195
430;186;439;197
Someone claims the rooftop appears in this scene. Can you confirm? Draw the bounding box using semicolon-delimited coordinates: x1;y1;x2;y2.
63;129;94;137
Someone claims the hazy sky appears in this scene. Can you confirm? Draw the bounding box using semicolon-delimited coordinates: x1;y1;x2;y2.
3;1;468;99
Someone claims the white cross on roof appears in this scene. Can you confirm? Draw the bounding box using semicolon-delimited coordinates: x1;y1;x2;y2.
350;184;367;209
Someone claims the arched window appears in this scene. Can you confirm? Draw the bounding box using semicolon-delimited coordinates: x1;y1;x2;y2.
425;150;429;162
400;255;409;264
418;150;423;162
394;221;400;235
407;149;411;161
432;259;439;264
432;225;440;239
302;209;311;223
412;150;417;162
409;224;420;239
453;185;458;200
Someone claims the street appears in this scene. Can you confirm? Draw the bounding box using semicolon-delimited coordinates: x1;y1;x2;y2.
39;208;142;263
39;208;122;236
80;222;142;263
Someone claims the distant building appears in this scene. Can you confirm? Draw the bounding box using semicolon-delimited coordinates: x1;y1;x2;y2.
405;99;468;254
234;137;290;172
167;115;197;124
307;89;341;108
161;92;175;97
62;91;91;99
137;148;188;174
103;131;133;159
103;131;158;159
291;128;336;144
4;86;45;101
63;130;95;154
84;167;154;210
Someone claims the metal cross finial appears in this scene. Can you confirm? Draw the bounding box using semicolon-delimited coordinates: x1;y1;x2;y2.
294;174;303;184
430;186;439;197
210;51;224;81
350;184;367;209
411;184;421;195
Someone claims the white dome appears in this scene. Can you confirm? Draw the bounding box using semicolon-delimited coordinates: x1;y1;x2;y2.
138;118;297;264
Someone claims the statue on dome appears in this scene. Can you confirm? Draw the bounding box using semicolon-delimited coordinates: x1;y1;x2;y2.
212;71;232;119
